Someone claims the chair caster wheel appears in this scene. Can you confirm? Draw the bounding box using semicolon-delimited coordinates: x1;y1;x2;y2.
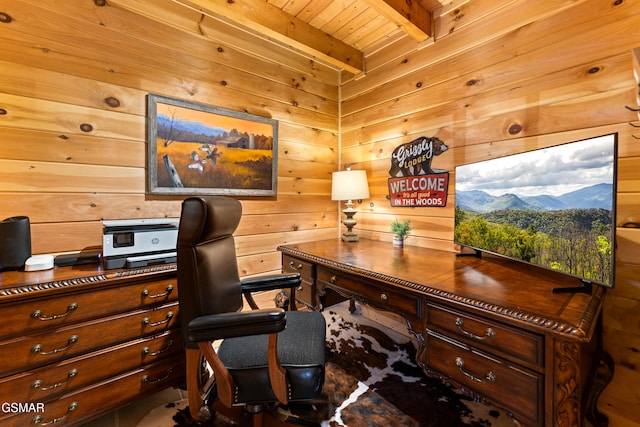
198;405;212;421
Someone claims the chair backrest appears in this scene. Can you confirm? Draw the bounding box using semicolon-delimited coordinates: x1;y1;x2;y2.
176;196;244;349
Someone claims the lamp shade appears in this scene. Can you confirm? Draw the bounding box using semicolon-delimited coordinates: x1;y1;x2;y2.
331;169;370;201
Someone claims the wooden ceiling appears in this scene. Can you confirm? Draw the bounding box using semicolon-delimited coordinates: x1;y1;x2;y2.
111;0;582;78
259;0;447;67
111;0;450;75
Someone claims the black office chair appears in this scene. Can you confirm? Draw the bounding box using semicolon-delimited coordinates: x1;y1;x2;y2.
176;196;326;426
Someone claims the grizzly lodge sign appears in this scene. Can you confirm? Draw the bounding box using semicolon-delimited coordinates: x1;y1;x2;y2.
387;136;449;207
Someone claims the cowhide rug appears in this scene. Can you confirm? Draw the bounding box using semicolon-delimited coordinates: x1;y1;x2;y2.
140;304;514;427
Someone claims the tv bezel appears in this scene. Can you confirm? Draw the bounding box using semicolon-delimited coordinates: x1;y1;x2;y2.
454;133;618;290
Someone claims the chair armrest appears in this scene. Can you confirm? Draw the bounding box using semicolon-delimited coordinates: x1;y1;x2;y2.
241;273;301;293
188;308;286;342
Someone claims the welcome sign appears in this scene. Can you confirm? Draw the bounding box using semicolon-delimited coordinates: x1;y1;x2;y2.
387;136;450;207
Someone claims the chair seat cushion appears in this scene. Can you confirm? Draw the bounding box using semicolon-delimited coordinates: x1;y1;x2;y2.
217;310;326;404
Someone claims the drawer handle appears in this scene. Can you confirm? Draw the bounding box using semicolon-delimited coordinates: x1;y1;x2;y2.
330;276;337;284
455;317;496;340
143;311;174;327
288;261;303;270
380;293;388;302
32;369;78;391
32;336;78;355
141;285;174;299
296;286;303;292
143;340;174;357
31;303;78;321
32;401;78;425
455;357;497;383
142;367;174;384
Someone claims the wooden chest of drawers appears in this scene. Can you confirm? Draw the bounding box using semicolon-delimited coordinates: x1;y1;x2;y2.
0;264;183;426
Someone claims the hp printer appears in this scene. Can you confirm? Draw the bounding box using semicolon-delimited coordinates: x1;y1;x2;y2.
102;218;179;270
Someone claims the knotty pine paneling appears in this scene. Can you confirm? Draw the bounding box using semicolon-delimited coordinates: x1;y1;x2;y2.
0;0;339;279
0;194;181;224
1;93;144;141
108;0;342;86
341;0;640;423
0;128;145;168
0;60;147;116
238;251;283;278
5;0;338;122
0;160;144;193
343;51;633;135
432;0;519;41
348;0;612;100
1;0;639;423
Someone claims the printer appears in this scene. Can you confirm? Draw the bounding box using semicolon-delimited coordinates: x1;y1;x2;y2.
102;218;179;270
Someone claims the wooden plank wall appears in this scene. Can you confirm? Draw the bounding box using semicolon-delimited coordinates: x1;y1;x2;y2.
341;0;640;424
1;0;639;424
0;0;339;278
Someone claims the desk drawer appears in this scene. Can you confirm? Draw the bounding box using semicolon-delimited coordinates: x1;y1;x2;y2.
0;302;179;376
0;329;181;403
283;255;314;307
427;303;543;367
283;256;314;281
292;280;314;308
427;330;542;424
317;267;421;318
0;355;185;427
0;278;177;341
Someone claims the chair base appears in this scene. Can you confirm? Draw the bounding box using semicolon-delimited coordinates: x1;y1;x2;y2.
212;401;321;427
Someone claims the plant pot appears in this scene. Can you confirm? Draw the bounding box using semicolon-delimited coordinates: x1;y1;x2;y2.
392;236;404;247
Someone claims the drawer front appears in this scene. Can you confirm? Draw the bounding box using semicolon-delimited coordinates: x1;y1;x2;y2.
0;302;179;376
317;267;422;319
0;356;185;427
283;255;314;281
0;329;182;403
283;255;315;307
293;280;314;308
0;277;177;341
427;331;542;424
427;303;543;367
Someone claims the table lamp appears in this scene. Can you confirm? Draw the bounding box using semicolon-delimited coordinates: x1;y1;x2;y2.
331;169;370;242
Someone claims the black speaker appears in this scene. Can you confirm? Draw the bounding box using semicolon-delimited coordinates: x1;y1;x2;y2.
0;216;32;271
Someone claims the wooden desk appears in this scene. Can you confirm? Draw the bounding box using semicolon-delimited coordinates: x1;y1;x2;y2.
279;239;612;427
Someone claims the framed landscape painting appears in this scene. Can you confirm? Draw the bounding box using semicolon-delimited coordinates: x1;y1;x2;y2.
147;94;278;196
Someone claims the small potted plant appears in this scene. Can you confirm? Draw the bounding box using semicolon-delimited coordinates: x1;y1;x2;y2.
390;218;411;247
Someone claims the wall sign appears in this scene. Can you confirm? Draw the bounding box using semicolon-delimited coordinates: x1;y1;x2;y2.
387;136;450;207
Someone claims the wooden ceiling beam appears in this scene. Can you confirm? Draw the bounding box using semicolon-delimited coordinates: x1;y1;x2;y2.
363;0;432;42
171;0;364;73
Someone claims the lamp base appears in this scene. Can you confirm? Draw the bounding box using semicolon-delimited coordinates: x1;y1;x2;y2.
341;232;359;242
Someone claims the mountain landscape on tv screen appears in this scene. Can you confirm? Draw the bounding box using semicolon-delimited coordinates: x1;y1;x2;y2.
454;182;614;286
455;183;613;214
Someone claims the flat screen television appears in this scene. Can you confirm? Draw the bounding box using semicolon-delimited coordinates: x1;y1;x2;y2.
454;133;617;291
